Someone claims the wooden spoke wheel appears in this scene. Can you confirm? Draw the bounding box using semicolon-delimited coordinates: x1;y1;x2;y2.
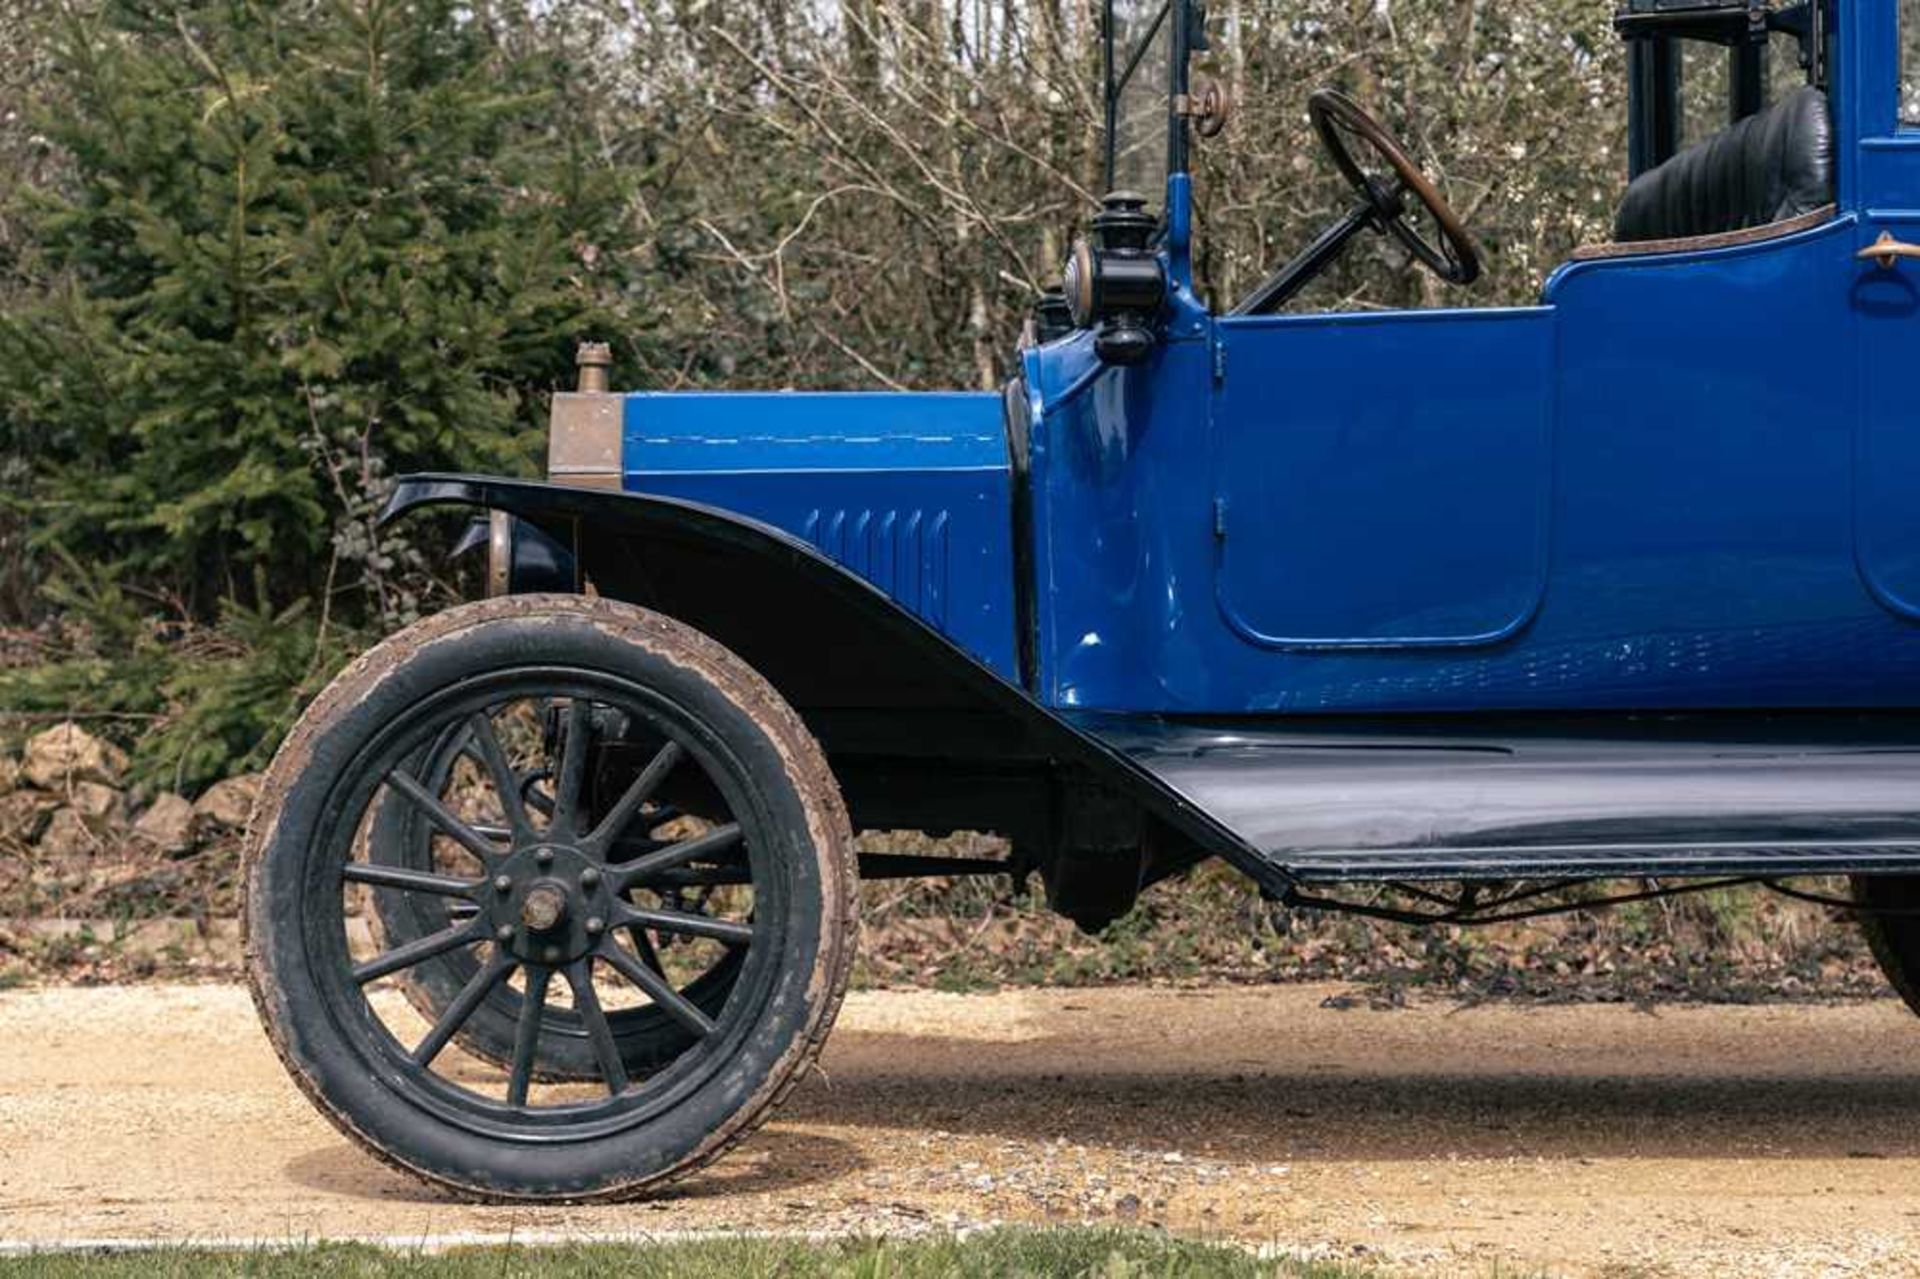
367;714;745;1083
245;596;856;1201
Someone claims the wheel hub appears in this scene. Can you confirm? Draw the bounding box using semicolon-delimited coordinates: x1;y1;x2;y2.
520;882;568;930
488;843;610;964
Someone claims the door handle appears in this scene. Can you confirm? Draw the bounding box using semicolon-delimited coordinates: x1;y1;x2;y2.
1859;231;1920;269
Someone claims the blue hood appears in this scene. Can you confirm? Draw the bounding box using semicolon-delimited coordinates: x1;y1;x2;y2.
618;390;1019;680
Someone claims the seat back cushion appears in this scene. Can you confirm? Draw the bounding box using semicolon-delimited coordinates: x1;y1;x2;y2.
1613;86;1833;243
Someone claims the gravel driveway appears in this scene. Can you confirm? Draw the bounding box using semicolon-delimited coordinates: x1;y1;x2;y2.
3;983;1919;1276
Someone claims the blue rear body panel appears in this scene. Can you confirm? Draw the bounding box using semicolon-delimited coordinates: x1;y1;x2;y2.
620;391;1020;680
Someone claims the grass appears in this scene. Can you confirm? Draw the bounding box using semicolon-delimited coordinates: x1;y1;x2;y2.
0;1230;1384;1279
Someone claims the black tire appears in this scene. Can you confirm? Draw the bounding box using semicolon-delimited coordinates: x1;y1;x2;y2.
370;722;745;1082
1853;875;1920;1017
245;595;857;1201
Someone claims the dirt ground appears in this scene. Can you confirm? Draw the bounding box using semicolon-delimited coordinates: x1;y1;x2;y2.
3;984;1920;1276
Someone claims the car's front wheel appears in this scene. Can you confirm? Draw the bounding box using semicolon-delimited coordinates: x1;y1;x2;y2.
245;594;856;1201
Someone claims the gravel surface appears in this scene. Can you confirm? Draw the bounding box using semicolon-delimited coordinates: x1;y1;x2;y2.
3;983;1920;1275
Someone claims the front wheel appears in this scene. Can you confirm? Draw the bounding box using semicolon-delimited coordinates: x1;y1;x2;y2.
245;595;856;1201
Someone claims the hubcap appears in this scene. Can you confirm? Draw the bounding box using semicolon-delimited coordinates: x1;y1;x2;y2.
489;844;608;964
520;882;567;930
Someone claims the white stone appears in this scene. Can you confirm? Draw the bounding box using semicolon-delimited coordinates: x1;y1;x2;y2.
67;780;124;824
22;722;129;789
133;793;196;853
39;808;101;861
193;774;263;830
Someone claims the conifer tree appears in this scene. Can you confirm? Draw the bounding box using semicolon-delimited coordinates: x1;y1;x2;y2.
0;0;644;621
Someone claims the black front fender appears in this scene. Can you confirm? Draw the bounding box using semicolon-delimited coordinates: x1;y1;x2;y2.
381;472;1019;717
380;473;1259;877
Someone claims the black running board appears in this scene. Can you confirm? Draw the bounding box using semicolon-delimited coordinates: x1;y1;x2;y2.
1070;712;1920;886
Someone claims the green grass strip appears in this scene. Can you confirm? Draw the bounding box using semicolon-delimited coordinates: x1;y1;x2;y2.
0;1228;1386;1279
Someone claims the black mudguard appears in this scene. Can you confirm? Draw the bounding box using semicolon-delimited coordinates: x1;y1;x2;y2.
379;473;1262;881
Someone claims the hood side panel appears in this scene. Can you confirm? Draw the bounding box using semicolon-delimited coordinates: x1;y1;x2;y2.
621;391;1018;679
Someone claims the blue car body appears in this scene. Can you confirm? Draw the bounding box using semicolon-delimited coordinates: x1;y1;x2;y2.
621;70;1920;719
268;0;1920;1205
388;0;1920;919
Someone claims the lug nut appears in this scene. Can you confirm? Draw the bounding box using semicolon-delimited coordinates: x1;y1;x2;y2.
495;925;514;943
542;945;562;963
535;848;554;866
580;867;600;889
494;874;513;893
585;916;605;936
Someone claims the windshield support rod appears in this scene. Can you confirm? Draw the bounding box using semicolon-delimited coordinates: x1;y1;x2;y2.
1230;200;1377;316
1112;0;1171;98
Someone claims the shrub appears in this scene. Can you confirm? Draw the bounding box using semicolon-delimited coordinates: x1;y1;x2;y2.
1;0;649;612
0;0;651;776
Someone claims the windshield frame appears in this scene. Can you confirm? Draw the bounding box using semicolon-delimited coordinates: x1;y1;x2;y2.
1103;0;1194;203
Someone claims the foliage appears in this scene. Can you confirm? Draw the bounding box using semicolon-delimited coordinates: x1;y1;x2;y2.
0;0;649;771
8;812;1876;1000
596;0;1635;382
846;842;1880;1005
1192;0;1625;309
0;0;648;611
0;549;359;791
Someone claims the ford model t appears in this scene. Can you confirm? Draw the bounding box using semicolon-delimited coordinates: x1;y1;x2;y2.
246;0;1920;1200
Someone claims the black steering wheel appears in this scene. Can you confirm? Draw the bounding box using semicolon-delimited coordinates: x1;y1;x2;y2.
1310;88;1480;286
1231;89;1481;315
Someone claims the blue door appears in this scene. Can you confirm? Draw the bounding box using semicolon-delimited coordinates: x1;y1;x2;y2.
1209;308;1554;650
1185;0;1920;716
1029;0;1920;715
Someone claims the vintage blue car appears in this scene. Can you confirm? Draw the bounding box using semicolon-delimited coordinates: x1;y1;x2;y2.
245;0;1920;1201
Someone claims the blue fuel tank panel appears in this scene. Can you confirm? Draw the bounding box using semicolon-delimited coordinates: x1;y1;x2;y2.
620;391;1019;680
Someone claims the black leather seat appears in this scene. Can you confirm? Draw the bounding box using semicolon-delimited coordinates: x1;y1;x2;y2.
1614;86;1833;242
